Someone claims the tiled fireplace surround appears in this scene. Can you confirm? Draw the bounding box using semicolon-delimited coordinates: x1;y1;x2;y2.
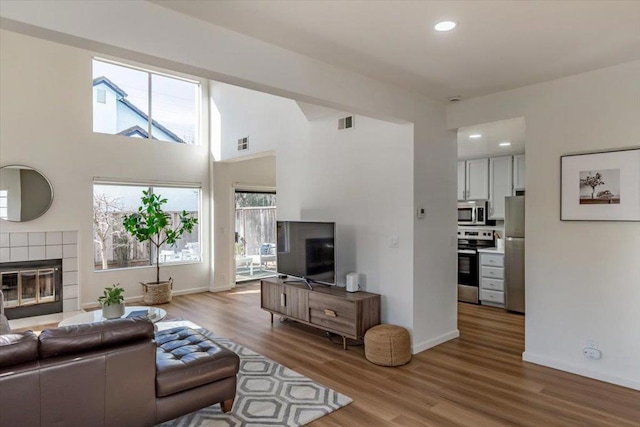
0;231;79;313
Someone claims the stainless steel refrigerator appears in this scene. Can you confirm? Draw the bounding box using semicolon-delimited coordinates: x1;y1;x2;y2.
505;196;525;313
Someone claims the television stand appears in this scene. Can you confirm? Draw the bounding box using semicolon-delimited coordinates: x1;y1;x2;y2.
283;277;314;290
260;278;381;350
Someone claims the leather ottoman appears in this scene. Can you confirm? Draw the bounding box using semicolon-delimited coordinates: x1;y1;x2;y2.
155;327;240;420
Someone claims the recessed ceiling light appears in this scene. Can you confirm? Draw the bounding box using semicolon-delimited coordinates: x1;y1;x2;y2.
469;134;482;139
499;142;511;147
434;21;457;32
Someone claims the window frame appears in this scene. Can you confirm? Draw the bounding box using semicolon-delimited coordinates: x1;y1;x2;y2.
92;57;202;145
92;180;203;273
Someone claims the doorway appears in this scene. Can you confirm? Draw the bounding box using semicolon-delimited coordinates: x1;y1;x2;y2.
456;117;526;346
234;190;277;283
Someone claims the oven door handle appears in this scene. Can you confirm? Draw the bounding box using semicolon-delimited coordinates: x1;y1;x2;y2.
457;249;476;254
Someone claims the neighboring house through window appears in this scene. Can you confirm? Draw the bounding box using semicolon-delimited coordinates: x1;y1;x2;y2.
92;59;199;144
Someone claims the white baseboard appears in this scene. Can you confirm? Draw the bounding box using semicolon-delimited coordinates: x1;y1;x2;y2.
172;287;210;296
412;329;460;354
209;285;234;293
81;287;209;309
522;351;640;391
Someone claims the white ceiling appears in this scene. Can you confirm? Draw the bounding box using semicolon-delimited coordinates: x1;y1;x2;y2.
152;0;640;100
458;117;525;159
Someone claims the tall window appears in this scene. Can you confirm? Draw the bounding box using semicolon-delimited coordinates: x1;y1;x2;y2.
93;183;200;271
92;59;199;144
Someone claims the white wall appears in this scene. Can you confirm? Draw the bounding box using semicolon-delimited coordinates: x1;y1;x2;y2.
412;96;460;352
212;156;277;290
211;82;298;161
278;115;416;331
0;30;212;307
0;0;414;123
1;1;458;358
448;61;640;389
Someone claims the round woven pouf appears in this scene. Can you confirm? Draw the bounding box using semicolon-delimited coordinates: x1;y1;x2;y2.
364;324;411;367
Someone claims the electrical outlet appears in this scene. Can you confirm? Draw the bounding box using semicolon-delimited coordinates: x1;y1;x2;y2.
583;347;602;360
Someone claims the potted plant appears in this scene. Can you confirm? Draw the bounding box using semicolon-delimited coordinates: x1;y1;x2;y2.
123;190;198;304
98;284;125;319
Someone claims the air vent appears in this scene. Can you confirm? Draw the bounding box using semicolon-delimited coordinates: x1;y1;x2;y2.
237;137;249;151
338;115;354;130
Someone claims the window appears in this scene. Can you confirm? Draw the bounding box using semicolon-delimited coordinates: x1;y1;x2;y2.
92;59;199;144
93;183;200;271
96;88;106;104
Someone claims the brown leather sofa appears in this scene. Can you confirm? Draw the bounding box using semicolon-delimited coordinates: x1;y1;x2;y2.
0;303;240;427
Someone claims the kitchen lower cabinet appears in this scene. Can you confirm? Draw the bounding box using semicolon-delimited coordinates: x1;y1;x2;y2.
479;252;505;307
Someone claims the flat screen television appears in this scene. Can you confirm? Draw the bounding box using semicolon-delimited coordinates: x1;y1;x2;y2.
276;221;335;287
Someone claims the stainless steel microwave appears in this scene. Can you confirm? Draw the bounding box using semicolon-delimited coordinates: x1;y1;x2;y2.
458;201;487;225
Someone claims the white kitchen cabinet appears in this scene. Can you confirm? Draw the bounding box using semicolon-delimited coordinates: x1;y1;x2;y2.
465;158;489;200
513;154;526;192
489;156;513;220
457;160;466;201
479;252;505;307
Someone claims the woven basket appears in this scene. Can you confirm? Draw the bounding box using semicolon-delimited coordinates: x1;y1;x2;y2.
141;277;173;305
364;324;411;367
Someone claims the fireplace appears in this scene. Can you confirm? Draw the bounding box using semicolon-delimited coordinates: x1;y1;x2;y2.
0;259;63;319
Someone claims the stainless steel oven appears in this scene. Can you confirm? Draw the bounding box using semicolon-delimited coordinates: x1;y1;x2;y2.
458;201;487;226
457;249;479;303
457;228;494;304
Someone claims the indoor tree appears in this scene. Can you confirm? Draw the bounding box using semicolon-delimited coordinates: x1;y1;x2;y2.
123;190;198;284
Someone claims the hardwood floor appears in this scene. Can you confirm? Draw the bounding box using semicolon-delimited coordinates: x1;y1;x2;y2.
14;283;639;426
154;284;639;426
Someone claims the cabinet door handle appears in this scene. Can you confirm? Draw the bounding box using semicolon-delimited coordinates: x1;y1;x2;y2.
324;309;337;318
281;292;286;307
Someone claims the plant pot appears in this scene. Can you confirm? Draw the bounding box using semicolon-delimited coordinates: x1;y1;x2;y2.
102;302;125;319
141;278;173;305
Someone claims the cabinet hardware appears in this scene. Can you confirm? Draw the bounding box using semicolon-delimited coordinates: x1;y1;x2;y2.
280;292;286;307
324;309;337;318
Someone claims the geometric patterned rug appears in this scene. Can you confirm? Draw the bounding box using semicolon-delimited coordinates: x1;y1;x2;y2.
158;325;352;426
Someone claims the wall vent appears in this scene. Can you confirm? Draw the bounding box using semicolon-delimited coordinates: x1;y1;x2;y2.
237;137;249;151
338;115;354;130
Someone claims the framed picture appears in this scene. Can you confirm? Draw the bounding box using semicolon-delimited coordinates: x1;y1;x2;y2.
561;148;640;221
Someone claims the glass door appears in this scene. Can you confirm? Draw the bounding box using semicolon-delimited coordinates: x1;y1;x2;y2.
234;191;277;283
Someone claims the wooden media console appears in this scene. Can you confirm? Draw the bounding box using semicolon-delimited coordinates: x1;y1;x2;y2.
260;278;381;349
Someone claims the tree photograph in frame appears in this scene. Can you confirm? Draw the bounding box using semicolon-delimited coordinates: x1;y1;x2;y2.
561;148;640;221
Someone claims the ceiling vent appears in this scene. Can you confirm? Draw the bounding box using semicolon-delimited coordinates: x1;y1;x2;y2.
237;137;249;151
338;115;354;130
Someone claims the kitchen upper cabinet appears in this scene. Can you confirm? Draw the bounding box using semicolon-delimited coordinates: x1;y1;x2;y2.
489;156;513;220
457;161;466;201
513;154;526;192
465;158;489;200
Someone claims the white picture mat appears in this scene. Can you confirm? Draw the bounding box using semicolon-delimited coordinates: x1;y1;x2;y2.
561;149;640;221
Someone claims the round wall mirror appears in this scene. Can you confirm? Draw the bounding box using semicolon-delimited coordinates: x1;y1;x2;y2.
0;165;54;222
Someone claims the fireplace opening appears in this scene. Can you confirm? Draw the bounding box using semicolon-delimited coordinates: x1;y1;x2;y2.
1;259;63;320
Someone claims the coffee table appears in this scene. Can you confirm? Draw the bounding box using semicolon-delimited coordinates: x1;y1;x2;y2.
58;306;167;327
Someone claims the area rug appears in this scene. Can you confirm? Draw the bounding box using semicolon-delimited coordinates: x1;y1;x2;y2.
158;322;352;426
